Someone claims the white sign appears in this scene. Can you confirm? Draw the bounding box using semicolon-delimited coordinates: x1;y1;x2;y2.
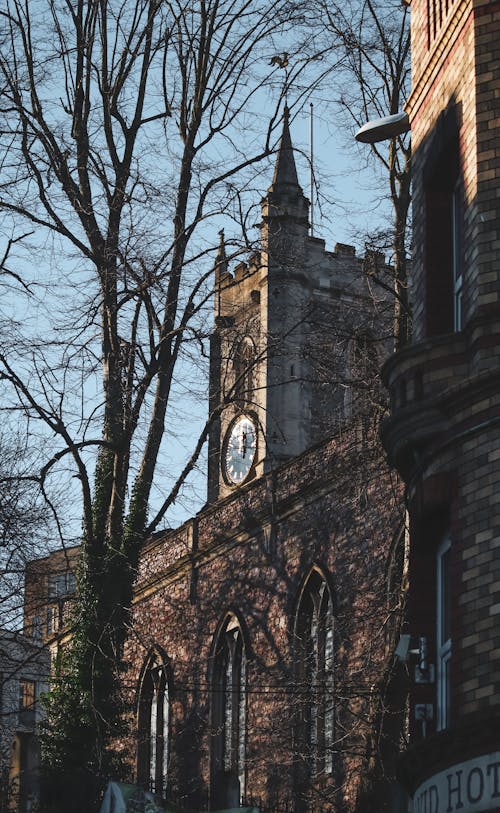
413;752;500;813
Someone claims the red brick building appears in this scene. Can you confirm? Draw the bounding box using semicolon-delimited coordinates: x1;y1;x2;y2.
24;115;405;812
381;1;500;810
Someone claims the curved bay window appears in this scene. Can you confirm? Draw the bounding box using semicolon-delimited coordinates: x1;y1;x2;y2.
233;337;256;405
137;653;170;798
295;570;335;779
211;614;247;808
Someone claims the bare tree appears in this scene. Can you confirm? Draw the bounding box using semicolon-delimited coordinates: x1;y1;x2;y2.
0;433;51;628
0;237;58;635
0;1;315;807
313;0;411;349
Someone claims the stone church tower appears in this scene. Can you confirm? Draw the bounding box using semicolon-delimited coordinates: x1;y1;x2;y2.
208;107;389;502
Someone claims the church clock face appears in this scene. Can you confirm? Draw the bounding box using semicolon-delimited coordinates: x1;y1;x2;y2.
223;416;257;485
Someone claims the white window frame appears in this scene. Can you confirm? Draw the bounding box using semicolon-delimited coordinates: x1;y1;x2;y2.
436;534;451;730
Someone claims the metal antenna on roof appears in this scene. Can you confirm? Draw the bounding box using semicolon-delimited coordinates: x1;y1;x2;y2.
310;102;314;237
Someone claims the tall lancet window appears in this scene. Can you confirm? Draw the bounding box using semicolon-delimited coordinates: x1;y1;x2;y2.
233;337;256;406
295;570;335;777
211;614;247;808
137;653;170;798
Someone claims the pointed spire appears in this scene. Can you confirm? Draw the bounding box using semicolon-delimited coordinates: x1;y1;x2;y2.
215;229;228;273
262;105;309;234
270;106;301;191
214;229;230;320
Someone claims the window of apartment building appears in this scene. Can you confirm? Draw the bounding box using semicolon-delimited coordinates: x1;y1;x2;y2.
211;614;247;808
19;679;36;727
295;569;335;776
46;605;61;635
31;615;42;639
48;570;75;599
46;571;75;635
436;535;451;730
424;112;462;336
137;655;170;798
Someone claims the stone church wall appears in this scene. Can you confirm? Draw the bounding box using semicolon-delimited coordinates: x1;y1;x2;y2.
116;428;404;811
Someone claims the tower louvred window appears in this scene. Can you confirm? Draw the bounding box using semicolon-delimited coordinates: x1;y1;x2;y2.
233;337;256;405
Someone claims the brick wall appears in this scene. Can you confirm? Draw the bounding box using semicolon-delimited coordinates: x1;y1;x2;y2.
383;0;500;796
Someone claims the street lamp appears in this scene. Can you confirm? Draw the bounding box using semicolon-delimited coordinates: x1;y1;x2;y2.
355;111;410;143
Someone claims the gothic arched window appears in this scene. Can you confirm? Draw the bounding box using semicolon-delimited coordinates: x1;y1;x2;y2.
233;337;256;405
211;614;247;808
137;653;170;798
295;570;335;777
